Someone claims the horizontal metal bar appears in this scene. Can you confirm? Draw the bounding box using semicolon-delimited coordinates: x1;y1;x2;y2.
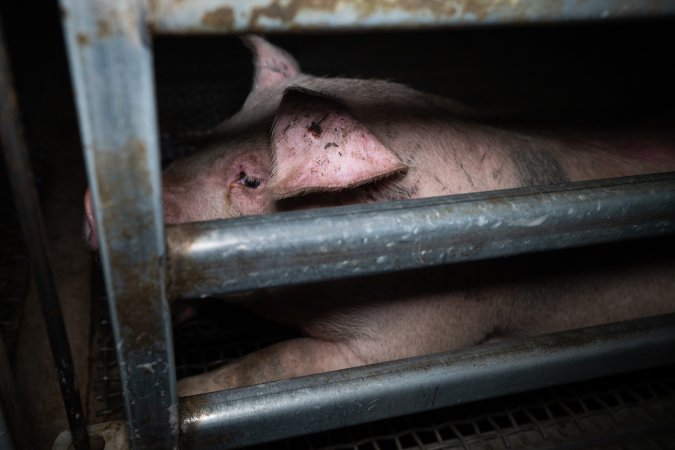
146;0;675;34
167;172;675;300
179;313;675;449
59;0;177;448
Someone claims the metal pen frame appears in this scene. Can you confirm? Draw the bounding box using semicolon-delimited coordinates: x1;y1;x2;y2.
53;1;675;448
0;17;90;450
179;313;675;449
168;173;675;299
145;0;675;34
59;0;177;448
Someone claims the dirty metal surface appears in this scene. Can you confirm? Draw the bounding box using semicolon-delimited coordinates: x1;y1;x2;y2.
59;0;177;448
54;420;129;450
146;0;675;34
89;288;675;450
167;172;675;300
178;313;675;449
251;365;675;450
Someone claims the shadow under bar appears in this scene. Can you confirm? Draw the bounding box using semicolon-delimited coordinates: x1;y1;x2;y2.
179;313;675;449
168;172;675;300
146;0;675;35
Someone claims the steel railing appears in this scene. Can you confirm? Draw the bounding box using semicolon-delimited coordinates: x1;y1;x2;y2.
14;0;672;448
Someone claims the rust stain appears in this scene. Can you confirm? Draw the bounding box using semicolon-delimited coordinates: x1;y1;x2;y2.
146;0;160;15
180;395;244;447
76;32;90;46
93;4;146;44
165;225;212;301
97;19;112;38
202;7;235;29
456;0;518;21
249;0;340;30
109;252;164;350
94;138;166;352
240;0;554;30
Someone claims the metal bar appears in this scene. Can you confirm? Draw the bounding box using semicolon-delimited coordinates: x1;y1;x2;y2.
146;0;675;34
0;19;90;450
167;172;675;300
59;0;177;448
179;313;675;449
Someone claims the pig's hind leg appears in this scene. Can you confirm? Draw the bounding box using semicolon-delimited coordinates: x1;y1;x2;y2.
177;336;367;396
176;292;499;397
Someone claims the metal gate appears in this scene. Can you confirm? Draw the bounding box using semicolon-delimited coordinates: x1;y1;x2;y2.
2;1;675;449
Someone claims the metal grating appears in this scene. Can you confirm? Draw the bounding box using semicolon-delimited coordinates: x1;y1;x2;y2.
173;304;298;381
153;37;251;165
156;81;241;164
280;373;675;450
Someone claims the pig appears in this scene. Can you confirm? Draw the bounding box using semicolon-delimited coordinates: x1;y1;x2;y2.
84;36;675;397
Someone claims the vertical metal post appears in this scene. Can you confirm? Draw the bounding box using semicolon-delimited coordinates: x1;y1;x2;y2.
0;332;30;450
59;0;177;448
0;18;90;450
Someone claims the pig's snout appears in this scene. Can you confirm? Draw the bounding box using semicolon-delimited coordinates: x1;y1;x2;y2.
84;188;182;250
83;188;99;250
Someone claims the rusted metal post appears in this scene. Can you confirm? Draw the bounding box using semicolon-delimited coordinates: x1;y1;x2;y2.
59;0;177;448
0;18;90;450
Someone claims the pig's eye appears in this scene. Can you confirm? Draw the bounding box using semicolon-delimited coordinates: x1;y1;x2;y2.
237;171;261;189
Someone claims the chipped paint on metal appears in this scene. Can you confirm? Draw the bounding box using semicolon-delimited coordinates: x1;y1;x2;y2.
145;0;675;34
201;7;235;28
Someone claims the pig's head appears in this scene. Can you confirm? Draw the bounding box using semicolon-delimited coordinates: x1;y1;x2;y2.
84;36;406;249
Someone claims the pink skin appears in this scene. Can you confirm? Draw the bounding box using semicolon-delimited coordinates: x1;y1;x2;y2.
84;36;675;396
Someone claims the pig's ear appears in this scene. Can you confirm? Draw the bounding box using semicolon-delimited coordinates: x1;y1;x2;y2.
269;88;407;199
242;35;300;90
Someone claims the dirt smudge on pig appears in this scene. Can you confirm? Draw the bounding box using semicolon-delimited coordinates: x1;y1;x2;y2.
308;122;322;138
